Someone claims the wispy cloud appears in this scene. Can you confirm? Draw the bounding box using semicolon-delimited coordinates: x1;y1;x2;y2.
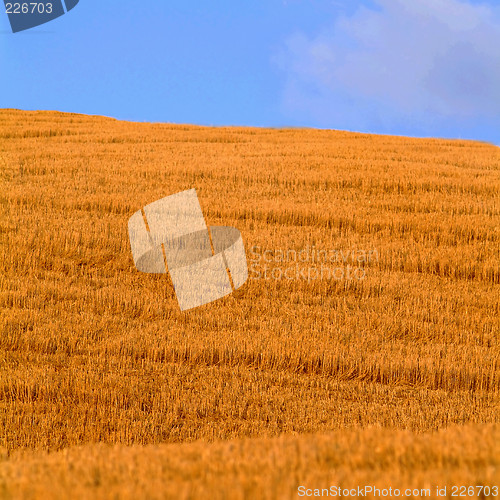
275;0;500;141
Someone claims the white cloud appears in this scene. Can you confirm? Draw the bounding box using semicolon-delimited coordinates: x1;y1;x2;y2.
275;0;500;138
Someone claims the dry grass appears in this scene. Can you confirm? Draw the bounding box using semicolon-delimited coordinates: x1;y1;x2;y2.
0;109;499;497
1;425;498;499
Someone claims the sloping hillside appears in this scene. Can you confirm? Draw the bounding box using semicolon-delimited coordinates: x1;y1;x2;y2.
0;110;498;498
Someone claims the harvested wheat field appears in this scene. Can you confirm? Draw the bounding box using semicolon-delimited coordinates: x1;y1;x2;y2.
0;109;499;498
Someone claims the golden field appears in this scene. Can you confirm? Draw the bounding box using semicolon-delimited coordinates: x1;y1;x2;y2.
0;109;499;498
1;425;498;500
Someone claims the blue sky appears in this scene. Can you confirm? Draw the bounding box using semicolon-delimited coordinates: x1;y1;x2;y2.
1;0;499;144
